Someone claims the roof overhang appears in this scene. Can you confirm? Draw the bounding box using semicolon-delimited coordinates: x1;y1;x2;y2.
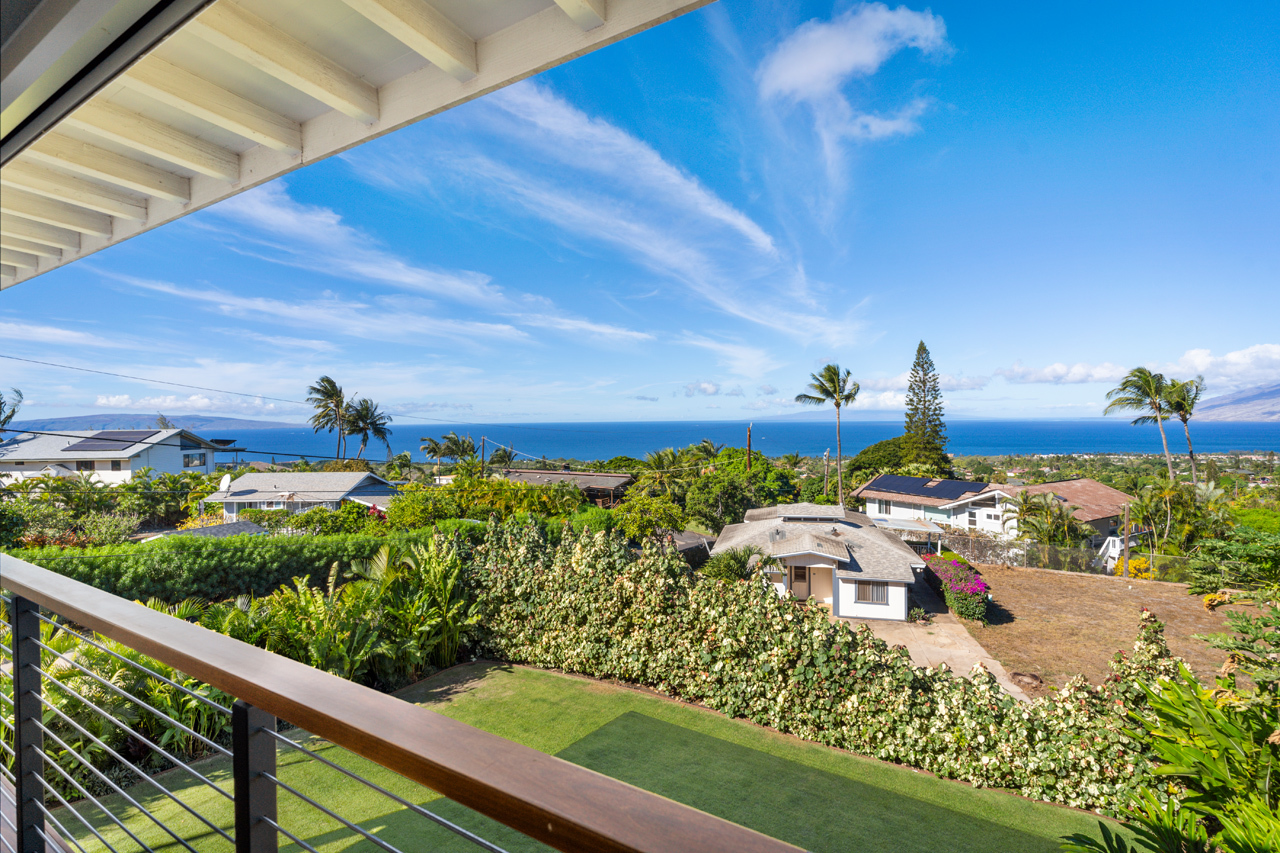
1;0;711;288
939;489;1010;510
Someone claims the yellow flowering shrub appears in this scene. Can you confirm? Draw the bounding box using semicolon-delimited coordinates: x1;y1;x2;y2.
1113;557;1154;580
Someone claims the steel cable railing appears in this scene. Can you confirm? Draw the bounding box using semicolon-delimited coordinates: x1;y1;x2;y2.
4;554;801;853
261;727;510;853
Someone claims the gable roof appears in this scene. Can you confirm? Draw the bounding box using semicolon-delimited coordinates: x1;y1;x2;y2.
854;474;988;501
743;503;873;524
712;510;919;583
205;472;398;504
0;429;215;461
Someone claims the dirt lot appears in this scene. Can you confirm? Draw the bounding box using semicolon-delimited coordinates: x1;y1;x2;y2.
964;564;1253;699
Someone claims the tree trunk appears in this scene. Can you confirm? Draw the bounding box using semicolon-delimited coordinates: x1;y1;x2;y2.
1180;417;1198;485
1153;402;1174;481
357;437;368;459
835;404;844;504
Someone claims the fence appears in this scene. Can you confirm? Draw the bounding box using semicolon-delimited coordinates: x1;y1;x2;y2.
940;535;1194;584
1;553;798;853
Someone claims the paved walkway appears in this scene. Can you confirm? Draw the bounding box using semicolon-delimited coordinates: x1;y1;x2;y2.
837;581;1032;702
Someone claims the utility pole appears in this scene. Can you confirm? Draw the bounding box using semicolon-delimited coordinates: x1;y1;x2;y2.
480;436;486;464
1121;503;1130;579
823;449;830;497
746;423;752;472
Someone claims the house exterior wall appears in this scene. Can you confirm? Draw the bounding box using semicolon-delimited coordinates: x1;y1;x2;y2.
0;435;215;485
834;578;909;621
873;496;1007;536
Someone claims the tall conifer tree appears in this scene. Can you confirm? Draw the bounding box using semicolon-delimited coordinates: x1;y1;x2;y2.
903;341;949;470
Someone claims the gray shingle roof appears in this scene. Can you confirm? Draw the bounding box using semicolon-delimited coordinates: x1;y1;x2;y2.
0;429;211;461
712;504;920;583
205;472;398;503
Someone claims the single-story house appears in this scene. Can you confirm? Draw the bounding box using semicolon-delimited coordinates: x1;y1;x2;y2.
204;472;399;520
853;474;1134;545
0;429;219;485
500;467;634;507
712;503;922;622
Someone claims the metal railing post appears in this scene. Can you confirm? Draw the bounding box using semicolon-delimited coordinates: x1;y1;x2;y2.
11;596;44;853
233;700;277;853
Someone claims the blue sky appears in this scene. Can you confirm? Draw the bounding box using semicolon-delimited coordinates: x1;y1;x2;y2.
4;0;1278;425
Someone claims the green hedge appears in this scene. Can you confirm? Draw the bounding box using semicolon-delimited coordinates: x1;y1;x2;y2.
472;521;1181;813
7;522;485;602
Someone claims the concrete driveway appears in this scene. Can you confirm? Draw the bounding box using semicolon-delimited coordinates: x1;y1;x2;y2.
837;581;1031;702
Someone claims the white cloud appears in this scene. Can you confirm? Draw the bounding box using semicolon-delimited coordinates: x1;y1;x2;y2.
726;386;745;397
208;183;502;304
0;321;128;349
1165;345;1280;393
631;395;659;402
679;335;779;378
486;83;777;256
112;274;526;345
759;4;949;185
997;361;1129;385
757;384;778;395
519;314;653;342
759;4;948;101
685;381;721;397
223;329;339;352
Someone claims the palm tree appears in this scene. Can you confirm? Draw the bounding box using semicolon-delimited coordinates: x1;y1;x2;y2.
420;437;445;471
487;446;514;467
441;431;476;463
690;439;724;461
344;398;393;459
1164;375;1204;485
795;364;859;503
1104;368;1175;482
307;376;350;459
779;452;803;471
0;388;23;430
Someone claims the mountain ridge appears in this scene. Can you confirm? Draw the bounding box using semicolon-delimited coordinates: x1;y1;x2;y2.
9;414;302;432
1196;382;1280;422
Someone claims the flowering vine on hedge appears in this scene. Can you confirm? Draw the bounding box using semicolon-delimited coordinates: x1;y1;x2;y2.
467;520;1182;814
923;553;990;623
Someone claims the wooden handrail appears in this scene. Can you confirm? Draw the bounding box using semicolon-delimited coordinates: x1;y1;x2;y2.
0;555;802;853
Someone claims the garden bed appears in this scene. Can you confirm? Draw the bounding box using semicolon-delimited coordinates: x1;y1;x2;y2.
963;564;1253;699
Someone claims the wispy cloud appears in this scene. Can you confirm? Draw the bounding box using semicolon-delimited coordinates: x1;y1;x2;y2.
486;83;777;256
518;314;653;342
679;334;779;378
206;183;503;304
759;3;949;184
112;274;527;345
221;329;339;353
0;321;129;349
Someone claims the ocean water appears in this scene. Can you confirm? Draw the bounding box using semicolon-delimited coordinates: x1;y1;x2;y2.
199;419;1280;464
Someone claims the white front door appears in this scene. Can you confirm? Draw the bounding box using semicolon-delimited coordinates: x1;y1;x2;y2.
791;565;810;599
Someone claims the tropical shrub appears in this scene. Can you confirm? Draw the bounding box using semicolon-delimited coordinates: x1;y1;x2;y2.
0;501;27;549
79;511;141;545
701;545;765;581
9;532;444;602
923;553;990;622
613;493;685;540
1188;526;1280;593
1113;557;1154;581
386;484;460;530
235;508;292;532
178;510;225;530
472;519;1178;812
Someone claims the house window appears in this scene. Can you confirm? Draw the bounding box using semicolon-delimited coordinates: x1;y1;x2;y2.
13;461;23;466
877;499;891;514
968;510;978;527
263;501;285;510
111;460;122;472
856;581;888;604
183;452;207;468
76;460;95;471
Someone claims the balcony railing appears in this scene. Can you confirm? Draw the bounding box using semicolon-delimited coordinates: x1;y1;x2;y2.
1;554;801;853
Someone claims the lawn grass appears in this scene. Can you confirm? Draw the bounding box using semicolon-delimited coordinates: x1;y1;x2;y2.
55;662;1128;853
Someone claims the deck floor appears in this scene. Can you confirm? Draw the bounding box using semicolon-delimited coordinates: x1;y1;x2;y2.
3;776;73;853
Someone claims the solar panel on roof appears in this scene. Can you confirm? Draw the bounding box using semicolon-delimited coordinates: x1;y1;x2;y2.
62;430;160;452
870;474;984;500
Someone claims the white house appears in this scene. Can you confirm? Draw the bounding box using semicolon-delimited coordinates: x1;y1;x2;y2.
205;472;399;520
853;474;1135;546
0;429;219;485
711;503;922;622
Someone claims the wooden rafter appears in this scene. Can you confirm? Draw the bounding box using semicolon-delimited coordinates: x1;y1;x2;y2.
63;101;241;182
339;0;477;80
1;162;148;221
26;135;190;203
0;188;113;237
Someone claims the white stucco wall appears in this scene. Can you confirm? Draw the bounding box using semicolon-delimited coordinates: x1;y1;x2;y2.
835;578;908;621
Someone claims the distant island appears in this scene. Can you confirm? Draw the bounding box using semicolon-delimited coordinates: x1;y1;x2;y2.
1196;382;1280;422
9;414;302;431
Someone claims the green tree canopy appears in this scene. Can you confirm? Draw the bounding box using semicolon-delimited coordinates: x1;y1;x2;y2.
903;341;948;467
